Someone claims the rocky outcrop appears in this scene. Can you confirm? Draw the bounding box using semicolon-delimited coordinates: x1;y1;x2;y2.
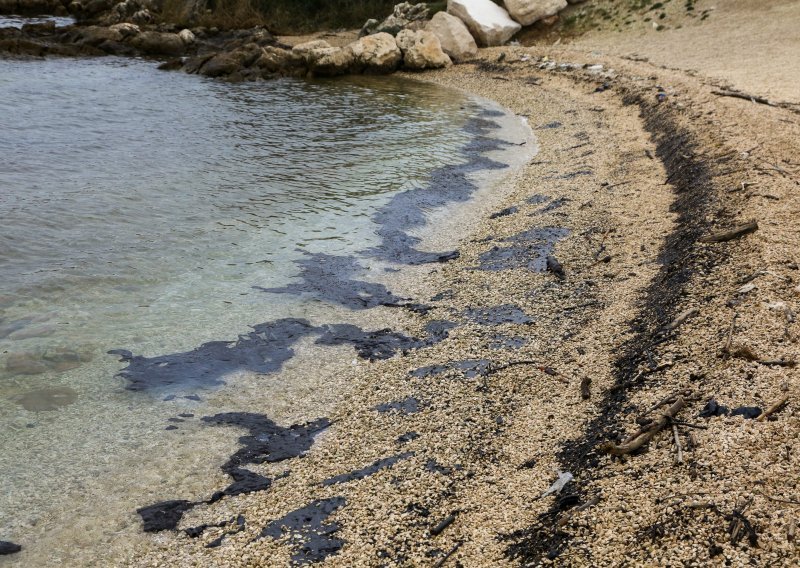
346;32;402;74
396;29;451;70
306;46;354;77
447;0;521;47
425;11;477;63
359;1;428;38
198;42;260;77
129;30;184;55
503;0;567;26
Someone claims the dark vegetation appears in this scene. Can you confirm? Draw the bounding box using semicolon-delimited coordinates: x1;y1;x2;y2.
160;0;445;33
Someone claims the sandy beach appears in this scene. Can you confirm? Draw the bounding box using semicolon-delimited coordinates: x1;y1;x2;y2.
6;1;797;566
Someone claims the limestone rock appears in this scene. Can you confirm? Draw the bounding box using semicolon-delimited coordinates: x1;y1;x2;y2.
345;32;401;74
359;1;429;37
130;31;185;56
109;22;140;38
291;39;331;59
447;0;521;47
306;46;354;77
178;28;195;45
396;29;451;70
255;46;300;73
425;11;477;62
503;0;567;26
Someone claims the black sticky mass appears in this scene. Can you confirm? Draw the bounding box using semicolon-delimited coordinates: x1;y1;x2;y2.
109;318;317;391
699;399;729;417
490;206;519;219
258;497;347;565
453;359;492;378
256;253;407;310
138;414;329;533
488;335;527;350
374;397;420;414
137;500;196;532
322;452;414;486
398;431;420;444
0;541;21;555
731;406;762;419
466;304;533;325
315;324;415;360
478;227;570;272
410;365;449;379
368;111;510;265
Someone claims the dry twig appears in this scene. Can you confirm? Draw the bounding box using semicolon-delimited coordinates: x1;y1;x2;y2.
600;397;686;456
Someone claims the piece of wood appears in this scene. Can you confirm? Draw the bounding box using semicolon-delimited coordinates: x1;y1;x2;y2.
757;394;790;422
434;541;463;568
580;376;592;400
660;308;698;334
556;495;600;528
431;512;458;536
699;221;758;243
672;424;683;465
712;89;775;106
600;397;686;456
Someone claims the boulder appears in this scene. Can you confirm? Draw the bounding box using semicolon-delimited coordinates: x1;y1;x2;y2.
255;46;300;74
447;0;521;47
345;32;401;74
306;46;354;77
359;1;429;37
130;31;185;56
130;8;153;24
396;29;451;70
199;44;261;77
503;0;567;26
177;28;195;45
425;11;477;62
76;25;123;46
291;39;331;59
21;21;56;35
109;22;140;38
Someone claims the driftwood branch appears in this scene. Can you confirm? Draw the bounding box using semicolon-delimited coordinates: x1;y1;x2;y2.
672;424;683;464
556;495;601;528
699;221;758;243
757;395;790;422
712;89;800;115
600;397;686;456
433;540;463;568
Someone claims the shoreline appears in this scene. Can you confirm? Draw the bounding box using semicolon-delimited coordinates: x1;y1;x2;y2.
3;5;800;565
134;42;799;566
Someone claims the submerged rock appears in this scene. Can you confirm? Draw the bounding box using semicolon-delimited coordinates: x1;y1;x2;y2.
425;11;478;62
448;0;521;47
396;29;451;70
15;386;78;412
503;0;567;26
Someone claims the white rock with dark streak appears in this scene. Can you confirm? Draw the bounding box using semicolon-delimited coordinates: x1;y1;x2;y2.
306;46;355;76
503;0;567;26
396;29;452;70
425;11;477;62
447;0;521;47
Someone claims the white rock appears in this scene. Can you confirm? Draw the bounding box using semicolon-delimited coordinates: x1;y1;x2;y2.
503;0;567;26
306;46;354;76
108;22;140;38
447;0;521;47
425;11;477;62
396;29;452;70
177;28;195;45
292;39;331;57
345;32;402;74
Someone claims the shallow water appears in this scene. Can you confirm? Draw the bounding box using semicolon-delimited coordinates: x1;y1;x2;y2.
0;56;533;565
0;15;74;28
